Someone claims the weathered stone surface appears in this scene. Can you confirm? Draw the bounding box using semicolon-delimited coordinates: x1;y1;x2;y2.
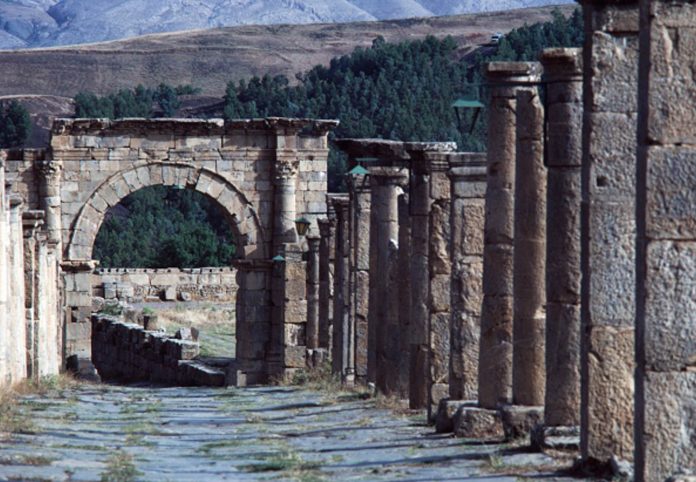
453;405;505;440
501;405;544;441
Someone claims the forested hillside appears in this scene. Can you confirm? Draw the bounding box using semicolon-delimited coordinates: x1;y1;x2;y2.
88;8;582;267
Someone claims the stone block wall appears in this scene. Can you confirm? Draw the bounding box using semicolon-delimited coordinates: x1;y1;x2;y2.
91;315;225;386
92;267;239;303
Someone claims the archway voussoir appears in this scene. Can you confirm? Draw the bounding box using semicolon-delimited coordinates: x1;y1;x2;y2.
148;163;163;185
122;168;143;192
134;166;151;187
161;164;176;185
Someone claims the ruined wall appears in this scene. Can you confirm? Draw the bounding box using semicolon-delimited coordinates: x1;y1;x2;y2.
93;267;238;303
91;315;225;386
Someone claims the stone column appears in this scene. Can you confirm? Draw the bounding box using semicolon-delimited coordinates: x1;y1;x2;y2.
448;153;487;401
409;166;429;409
635;1;696;479
348;174;371;383
512;88;547;407
369;167;407;396
36;160;63;248
7;195;27;384
273;158;299;249
317;214;335;352
397;193;412;396
580;0;638;466
479;62;541;410
331;197;352;384
540;48;583;433
305;236;320;350
23;211;44;379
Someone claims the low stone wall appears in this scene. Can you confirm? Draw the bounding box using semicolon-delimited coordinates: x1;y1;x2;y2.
91;315;225;386
93;267;238;303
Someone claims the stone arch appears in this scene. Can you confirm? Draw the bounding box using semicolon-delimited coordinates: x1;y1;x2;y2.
67;161;267;262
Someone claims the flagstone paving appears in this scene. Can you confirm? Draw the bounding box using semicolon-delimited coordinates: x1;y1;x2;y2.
0;384;593;481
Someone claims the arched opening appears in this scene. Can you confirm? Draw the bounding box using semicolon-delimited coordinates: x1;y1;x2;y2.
91;185;240;359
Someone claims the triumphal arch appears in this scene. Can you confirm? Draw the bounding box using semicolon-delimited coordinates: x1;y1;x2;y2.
4;117;337;383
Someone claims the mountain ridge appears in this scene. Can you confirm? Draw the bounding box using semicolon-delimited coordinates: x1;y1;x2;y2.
0;0;575;49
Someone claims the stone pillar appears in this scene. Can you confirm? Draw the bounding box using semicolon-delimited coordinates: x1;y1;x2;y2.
273;158;299;249
409;165;430;409
369;167;407;396
635;1;696;479
331;197;353;384
305;236;320;350
23;211;44;379
512;88;547;407
479;62;541;410
270;245;307;382
540;48;583;431
36;160;63;248
448;153;487;401
348;174;371;383
580;0;638;466
397;193;412;396
7;195;27;384
317;214;335;352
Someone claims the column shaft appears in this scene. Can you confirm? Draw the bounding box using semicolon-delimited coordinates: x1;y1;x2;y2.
306;237;320;350
349;177;370;382
479;62;541;409
317;216;335;352
331;198;352;383
541;48;583;427
397;193;412;396
512;88;547;406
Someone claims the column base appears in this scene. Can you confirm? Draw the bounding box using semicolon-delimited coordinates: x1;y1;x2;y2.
452;403;505;440
530;424;580;451
434;399;476;433
500;405;544;441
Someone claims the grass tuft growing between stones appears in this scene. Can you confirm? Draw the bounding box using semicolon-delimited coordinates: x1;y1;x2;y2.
0;454;56;466
100;450;142;482
0;390;36;436
239;449;322;477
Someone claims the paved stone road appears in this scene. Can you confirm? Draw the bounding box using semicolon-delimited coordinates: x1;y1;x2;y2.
0;384;591;481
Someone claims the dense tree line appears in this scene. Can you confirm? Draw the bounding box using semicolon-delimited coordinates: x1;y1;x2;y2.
93;186;236;268
223;8;582;190
0;101;32;148
74;84;200;118
92;9;582;267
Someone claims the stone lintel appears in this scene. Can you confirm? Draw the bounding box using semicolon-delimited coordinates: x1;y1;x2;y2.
335;138;455;166
448;165;487;182
541;48;583;80
329;195;350;210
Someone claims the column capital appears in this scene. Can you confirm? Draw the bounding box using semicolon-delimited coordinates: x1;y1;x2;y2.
541;48;583;82
347;173;371;194
274;158;299;183
9;193;23;209
306;235;321;251
22;210;45;238
36;159;63;180
485;61;541;98
368;166;408;187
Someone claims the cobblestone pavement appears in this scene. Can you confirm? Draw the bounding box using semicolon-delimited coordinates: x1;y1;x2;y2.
0;384;592;481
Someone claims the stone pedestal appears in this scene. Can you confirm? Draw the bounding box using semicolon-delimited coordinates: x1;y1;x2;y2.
580;0;638;466
540;48;583;434
479;61;541;410
369;167;407;397
512;87;547;407
448;154;487;401
635;1;696;479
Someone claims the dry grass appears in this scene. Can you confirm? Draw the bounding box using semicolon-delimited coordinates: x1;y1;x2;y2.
149;303;236;358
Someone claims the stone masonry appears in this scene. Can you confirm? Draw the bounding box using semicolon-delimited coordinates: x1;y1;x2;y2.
635;0;696;479
580;0;638;466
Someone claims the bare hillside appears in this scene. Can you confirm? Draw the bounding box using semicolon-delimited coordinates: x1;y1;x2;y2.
0;5;575;98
